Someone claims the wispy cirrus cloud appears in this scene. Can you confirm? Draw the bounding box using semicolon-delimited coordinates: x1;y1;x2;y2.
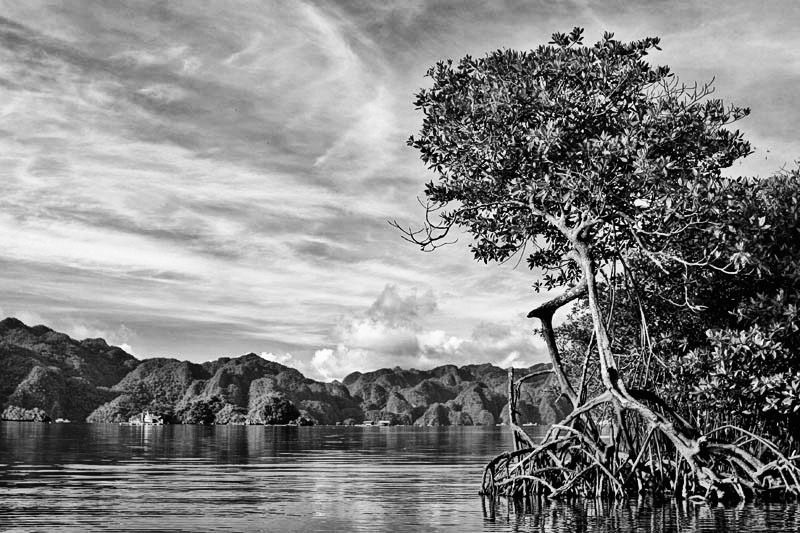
0;1;797;377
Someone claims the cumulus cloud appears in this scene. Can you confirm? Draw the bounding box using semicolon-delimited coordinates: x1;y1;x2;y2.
308;285;547;381
66;323;135;345
366;284;436;325
261;351;294;365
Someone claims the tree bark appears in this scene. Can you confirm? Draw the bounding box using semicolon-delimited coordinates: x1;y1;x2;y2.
527;278;587;407
573;240;623;394
506;366;536;450
538;315;578;407
507;367;519;451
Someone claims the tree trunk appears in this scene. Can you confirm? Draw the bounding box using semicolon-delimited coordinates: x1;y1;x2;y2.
506;366;537;451
507;367;519;451
573;240;623;395
527;279;586;407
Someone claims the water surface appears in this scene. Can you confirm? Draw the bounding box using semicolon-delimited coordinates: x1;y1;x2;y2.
1;423;797;532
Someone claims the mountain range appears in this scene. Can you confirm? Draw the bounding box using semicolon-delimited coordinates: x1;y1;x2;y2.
0;317;569;426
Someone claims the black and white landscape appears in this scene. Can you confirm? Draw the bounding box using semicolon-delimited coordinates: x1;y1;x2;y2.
2;2;800;532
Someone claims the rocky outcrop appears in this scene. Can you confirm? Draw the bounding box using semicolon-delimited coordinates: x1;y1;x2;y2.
0;317;138;391
7;365;117;422
414;403;451;426
0;317;136;422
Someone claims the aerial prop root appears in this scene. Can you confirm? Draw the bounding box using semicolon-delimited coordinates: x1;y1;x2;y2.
480;392;800;505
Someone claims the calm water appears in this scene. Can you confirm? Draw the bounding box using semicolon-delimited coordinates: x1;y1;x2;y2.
1;423;798;532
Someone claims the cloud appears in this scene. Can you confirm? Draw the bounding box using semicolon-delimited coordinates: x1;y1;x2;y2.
137;83;190;103
308;285;547;381
366;284;436;325
111;46;193;69
261;351;294;365
118;343;134;354
312;86;399;181
65;322;134;345
10;310;47;329
223;32;264;66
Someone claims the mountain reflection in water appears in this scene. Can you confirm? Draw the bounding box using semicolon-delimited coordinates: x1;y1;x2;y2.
1;423;797;532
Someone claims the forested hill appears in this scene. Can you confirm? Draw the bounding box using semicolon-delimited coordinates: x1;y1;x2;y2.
0;317;568;426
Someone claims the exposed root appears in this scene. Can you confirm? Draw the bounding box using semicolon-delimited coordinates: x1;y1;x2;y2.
481;388;800;507
495;245;800;509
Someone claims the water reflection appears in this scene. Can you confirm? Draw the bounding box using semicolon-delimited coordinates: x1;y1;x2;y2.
1;422;797;532
484;497;800;533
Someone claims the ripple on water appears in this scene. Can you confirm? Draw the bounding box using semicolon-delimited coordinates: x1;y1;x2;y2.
1;423;799;532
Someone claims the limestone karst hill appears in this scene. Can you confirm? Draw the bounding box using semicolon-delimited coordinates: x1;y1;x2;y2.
343;364;570;426
0;317;567;425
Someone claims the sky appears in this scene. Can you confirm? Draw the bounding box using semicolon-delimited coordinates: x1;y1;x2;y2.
1;1;798;381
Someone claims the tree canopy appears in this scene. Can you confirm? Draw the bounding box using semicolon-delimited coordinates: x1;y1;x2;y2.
405;28;751;291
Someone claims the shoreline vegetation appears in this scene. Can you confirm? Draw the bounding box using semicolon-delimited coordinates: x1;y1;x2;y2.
400;28;800;506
